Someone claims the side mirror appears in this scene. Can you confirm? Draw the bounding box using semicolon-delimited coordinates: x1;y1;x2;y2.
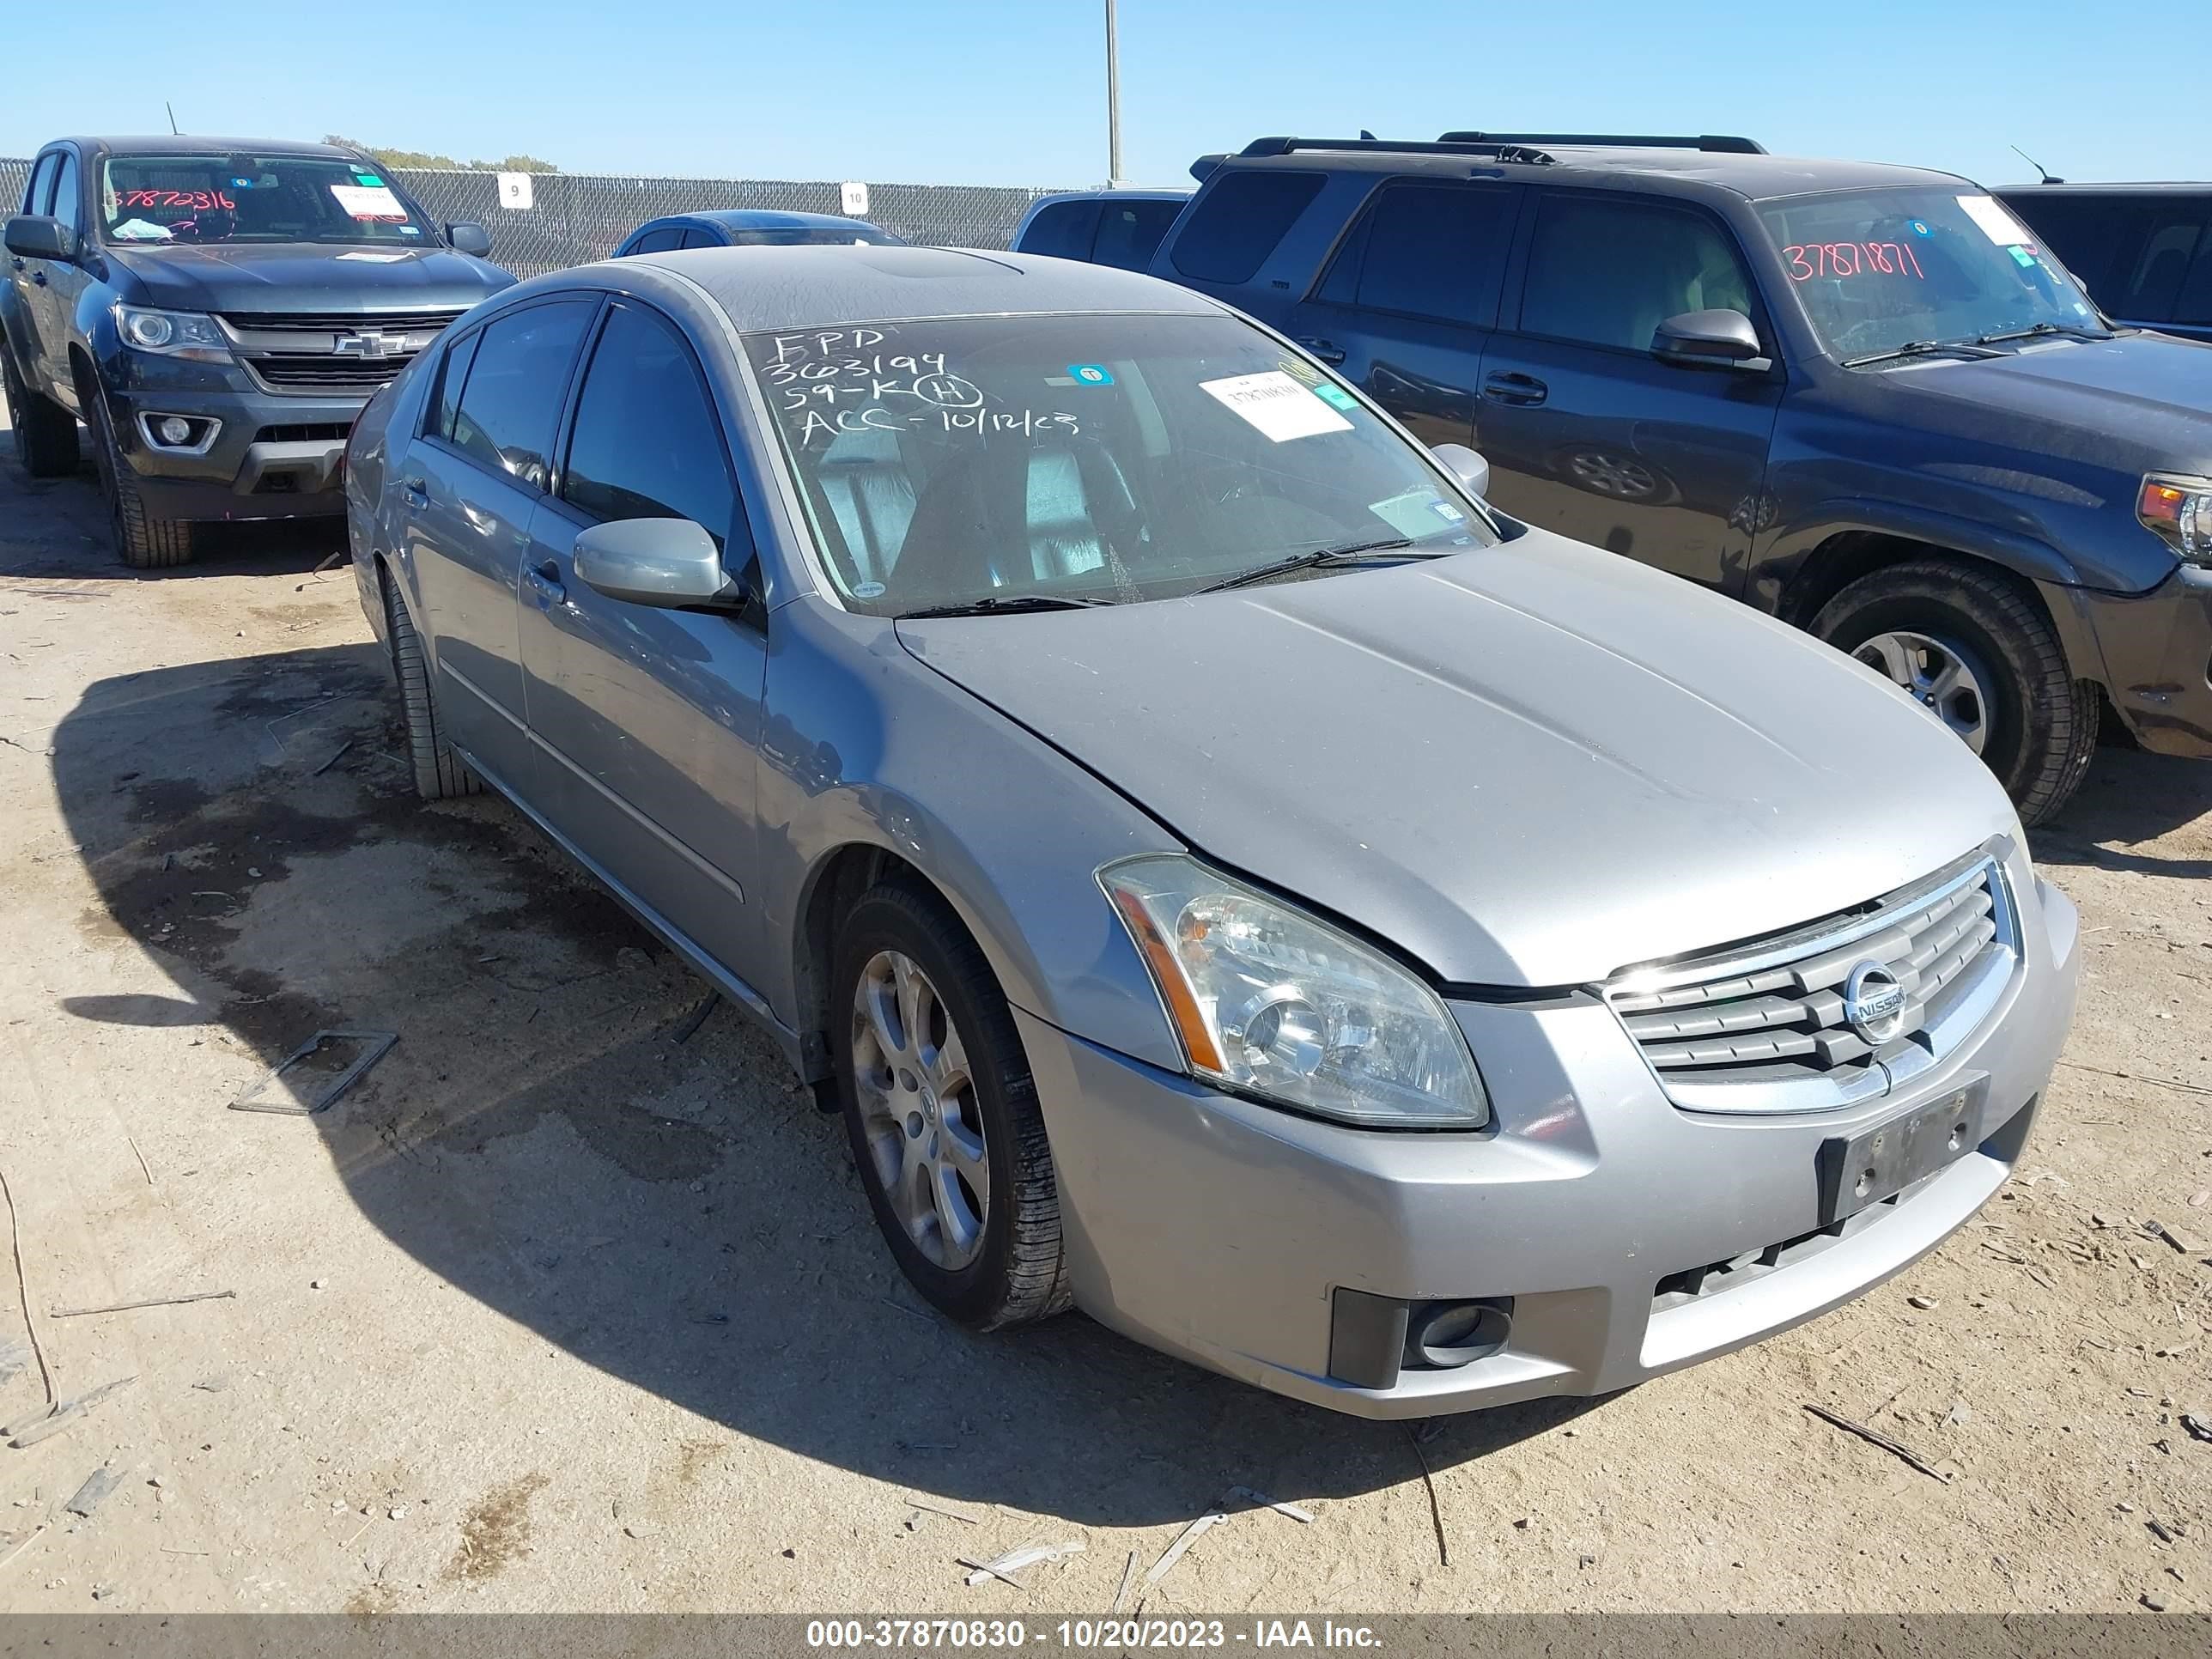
1652;308;1765;368
573;517;744;609
447;222;493;258
4;216;75;262
1430;441;1491;501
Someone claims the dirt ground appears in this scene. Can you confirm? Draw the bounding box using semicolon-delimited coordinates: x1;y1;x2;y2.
0;412;2207;1620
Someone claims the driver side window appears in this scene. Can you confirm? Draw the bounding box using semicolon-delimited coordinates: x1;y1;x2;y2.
49;154;82;234
1519;195;1756;352
561;302;738;548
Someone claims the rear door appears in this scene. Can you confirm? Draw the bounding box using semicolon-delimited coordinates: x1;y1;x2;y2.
1284;178;1520;451
399;295;597;792
1475;190;1784;590
517;298;767;983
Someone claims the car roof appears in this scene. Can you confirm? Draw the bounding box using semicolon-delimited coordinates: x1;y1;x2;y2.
1214;143;1975;202
672;210;887;232
1029;188;1192;204
58;135;360;160
606;244;1221;332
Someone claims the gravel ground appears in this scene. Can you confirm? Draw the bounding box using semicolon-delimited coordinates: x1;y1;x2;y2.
0;416;2206;1617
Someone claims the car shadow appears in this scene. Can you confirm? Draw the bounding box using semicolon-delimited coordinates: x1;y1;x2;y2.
50;640;1600;1528
2030;742;2212;878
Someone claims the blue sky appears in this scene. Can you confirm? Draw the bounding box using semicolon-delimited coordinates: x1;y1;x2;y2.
7;1;2203;190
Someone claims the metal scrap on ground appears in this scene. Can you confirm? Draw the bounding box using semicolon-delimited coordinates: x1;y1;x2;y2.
1804;1401;1953;1481
1143;1510;1224;1589
228;1030;396;1115
958;1539;1085;1589
64;1466;123;1518
4;1375;137;1449
1109;1549;1138;1615
1226;1485;1314;1523
51;1289;236;1319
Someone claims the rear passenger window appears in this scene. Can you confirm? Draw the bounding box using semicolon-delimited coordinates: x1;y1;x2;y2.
1091;200;1181;270
1172;171;1325;284
1316;181;1515;327
678;228;720;249
1518;195;1754;352
2175;233;2212;326
627;227;684;255
1020;201;1101;261
447;299;594;489
562;303;736;545
430;330;481;442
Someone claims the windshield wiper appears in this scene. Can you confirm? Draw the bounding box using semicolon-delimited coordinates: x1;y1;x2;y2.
898;593;1119;619
1196;537;1434;594
1841;337;2008;368
1974;320;2115;346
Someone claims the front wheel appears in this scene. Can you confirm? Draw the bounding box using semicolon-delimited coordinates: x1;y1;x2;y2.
831;882;1070;1330
1812;560;2097;824
82;376;195;568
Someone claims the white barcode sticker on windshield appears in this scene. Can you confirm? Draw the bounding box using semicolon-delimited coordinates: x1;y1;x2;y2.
1957;194;2032;247
1200;371;1353;442
330;183;406;222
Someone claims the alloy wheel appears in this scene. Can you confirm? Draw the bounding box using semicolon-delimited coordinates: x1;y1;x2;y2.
1854;629;1992;754
850;949;989;1270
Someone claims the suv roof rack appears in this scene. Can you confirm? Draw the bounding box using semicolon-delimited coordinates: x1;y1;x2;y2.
1237;136;1559;166
1436;131;1767;155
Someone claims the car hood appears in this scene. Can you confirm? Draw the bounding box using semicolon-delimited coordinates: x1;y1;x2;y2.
896;529;2019;988
1885;331;2212;471
100;242;512;315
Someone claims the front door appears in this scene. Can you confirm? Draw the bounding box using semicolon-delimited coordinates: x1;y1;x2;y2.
40;150;91;399
1284;178;1521;452
516;298;768;986
399;295;597;790
9;155;63;395
1476;190;1785;592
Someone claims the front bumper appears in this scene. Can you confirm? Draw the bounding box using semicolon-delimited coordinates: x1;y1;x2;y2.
96;368;362;526
1018;872;2080;1419
2069;564;2212;757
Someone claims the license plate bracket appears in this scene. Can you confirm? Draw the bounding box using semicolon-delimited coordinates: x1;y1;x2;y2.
1816;1082;1986;1225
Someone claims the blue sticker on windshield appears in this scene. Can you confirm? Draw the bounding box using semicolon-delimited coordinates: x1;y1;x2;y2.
398;225;422;235
852;580;887;599
231;177;256;189
1313;382;1358;411
1910;220;1931;236
2009;245;2037;267
355;173;385;186
1066;364;1114;386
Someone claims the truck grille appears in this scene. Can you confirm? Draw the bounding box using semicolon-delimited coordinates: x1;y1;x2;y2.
1604;848;2018;1114
218;309;464;398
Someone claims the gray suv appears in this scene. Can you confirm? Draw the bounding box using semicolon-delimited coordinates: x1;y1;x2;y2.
345;244;2080;1415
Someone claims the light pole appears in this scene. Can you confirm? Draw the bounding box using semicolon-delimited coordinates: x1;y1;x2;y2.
1105;0;1126;186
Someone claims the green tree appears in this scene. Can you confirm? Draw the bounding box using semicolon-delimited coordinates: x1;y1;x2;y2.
324;137;560;173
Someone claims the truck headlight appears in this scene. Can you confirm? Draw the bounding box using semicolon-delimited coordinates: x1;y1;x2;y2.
2139;475;2212;565
113;305;231;364
1099;855;1490;1130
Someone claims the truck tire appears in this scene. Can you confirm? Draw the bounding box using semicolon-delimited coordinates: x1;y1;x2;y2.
383;574;482;800
831;880;1072;1332
3;344;80;479
82;377;196;568
1812;560;2098;825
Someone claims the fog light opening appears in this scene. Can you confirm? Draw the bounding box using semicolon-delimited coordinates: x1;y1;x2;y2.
137;412;220;454
1407;1297;1513;1370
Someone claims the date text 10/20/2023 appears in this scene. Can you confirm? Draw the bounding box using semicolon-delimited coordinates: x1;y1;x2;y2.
804;1619;1382;1650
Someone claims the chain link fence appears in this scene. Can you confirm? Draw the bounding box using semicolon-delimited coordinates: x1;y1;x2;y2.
1;157;1061;277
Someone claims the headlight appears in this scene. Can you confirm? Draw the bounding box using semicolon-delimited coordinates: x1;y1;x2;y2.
1099;855;1489;1130
112;305;231;364
2139;475;2212;565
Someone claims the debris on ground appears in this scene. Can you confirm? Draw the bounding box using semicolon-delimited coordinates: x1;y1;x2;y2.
5;1376;137;1449
310;740;353;777
1226;1485;1315;1523
1109;1549;1138;1615
669;993;720;1046
1406;1423;1449;1565
0;1526;46;1574
2179;1413;2212;1445
2145;1219;2202;1255
958;1539;1085;1589
229;1030;396;1116
1907;1295;1938;1310
902;1494;980;1526
1802;1402;1953;1482
1143;1510;1224;1590
0;1340;27;1386
64;1467;123;1519
51;1289;235;1319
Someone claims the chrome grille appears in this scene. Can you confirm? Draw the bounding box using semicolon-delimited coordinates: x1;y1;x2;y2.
221;309;464;334
1605;850;2018;1114
217;310;462;398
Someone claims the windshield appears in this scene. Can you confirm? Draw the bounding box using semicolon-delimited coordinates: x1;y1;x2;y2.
100;154;436;246
745;312;1492;616
730;226;898;246
1758;188;2104;362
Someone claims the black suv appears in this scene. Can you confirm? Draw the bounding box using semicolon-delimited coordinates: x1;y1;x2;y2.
1997;182;2212;344
3;135;513;567
1097;131;2212;822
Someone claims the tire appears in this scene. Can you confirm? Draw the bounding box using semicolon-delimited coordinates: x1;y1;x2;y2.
831;881;1071;1331
383;573;482;799
2;343;78;478
82;374;195;568
1812;560;2098;824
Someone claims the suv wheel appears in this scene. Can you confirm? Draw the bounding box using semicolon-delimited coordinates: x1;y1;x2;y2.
383;574;482;800
831;881;1071;1331
1812;560;2097;824
82;375;196;568
2;345;78;479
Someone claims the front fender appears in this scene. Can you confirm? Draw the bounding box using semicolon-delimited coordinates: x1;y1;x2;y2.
1753;497;2088;611
757;599;1189;1079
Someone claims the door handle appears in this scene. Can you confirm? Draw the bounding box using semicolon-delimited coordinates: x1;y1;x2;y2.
1297;336;1347;365
526;558;565;604
1482;372;1547;407
400;475;429;508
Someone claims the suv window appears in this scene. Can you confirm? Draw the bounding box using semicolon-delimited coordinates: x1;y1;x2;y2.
678;228;720;249
446;299;595;489
48;153;81;234
2001;193;2130;298
1173;171;1325;284
562;302;736;544
628;226;684;254
1020;200;1102;261
2115;206;2209;325
1316;181;1515;327
1092;199;1181;270
1520;194;1753;352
